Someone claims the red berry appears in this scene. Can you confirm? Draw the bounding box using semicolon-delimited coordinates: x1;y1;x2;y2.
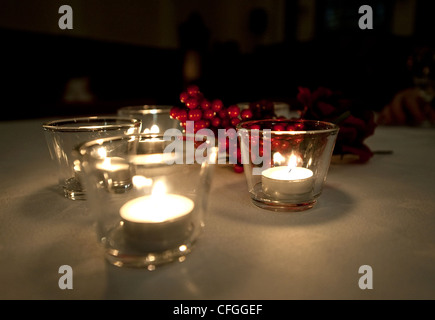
180;92;189;103
185;97;199;109
187;85;200;96
227;105;240;118
233;164;244;173
286;124;296;131
212;99;224;112
201;99;211;110
230;117;241;127
280;140;290;151
250;124;261;130
272;139;282;149
211;117;221;127
191;91;204;102
272;124;286;131
294;123;305;130
291;135;304;145
177;109;188;122
241;109;253;120
218;109;228;119
221;118;230;128
203;109;215;119
170;107;180;119
188;109;202;121
194;119;207;132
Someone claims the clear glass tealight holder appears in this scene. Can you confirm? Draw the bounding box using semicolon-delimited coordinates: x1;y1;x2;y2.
77;133;217;269
236;119;339;211
42;116;142;200
117;105;182;134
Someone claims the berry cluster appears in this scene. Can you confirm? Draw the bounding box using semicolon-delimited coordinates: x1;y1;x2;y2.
169;85;279;173
170;85;256;133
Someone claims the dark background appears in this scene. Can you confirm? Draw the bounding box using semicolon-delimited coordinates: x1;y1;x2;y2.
1;0;435;120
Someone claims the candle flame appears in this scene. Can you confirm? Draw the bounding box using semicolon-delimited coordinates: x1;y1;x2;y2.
274;152;302;169
273;152;286;166
132;175;153;188
152;180;166;197
143;124;160;134
126;127;136;135
73;159;81;172
287;154;298;169
100;157;112;170
287;153;303;173
97;147;107;159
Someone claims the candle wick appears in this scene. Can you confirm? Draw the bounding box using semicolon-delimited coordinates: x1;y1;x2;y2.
288;168;292;173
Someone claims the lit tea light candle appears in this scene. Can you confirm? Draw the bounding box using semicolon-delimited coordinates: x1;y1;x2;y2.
95;156;132;192
262;153;314;199
119;181;194;251
97;157;130;172
143;124;160;134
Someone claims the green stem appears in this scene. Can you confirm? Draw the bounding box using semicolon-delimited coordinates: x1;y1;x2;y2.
332;110;351;125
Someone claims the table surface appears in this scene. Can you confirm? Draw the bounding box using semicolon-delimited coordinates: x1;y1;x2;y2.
0;117;434;300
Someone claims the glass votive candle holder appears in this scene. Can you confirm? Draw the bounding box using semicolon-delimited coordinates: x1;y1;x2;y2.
117;105;182;134
42;116;142;200
236;119;339;211
77;132;217;269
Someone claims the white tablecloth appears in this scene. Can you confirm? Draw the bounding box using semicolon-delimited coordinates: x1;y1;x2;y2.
0;118;434;300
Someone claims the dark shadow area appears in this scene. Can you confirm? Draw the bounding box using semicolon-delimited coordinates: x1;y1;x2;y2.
2;0;435;120
213;181;355;227
16;184;88;220
0;28;184;120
